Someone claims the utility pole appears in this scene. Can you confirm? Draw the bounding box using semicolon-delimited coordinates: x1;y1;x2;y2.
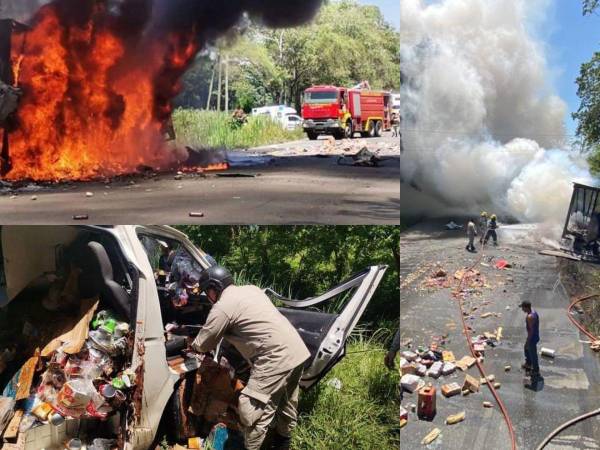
225;55;229;114
206;61;216;110
217;54;222;112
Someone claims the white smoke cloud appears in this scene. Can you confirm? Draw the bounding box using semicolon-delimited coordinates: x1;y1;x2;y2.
400;0;593;226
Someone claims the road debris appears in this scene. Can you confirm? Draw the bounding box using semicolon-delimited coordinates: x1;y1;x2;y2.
483;401;493;408
216;173;257;178
462;374;480;393
73;215;89;221
446;411;465;425
417;386;437;420
189;212;205;218
85;192;94;198
445;221;463;230
401;374;424;393
495;259;511;269
441;382;461;398
421;428;441;445
455;355;476;371
540;347;556;358
326;378;343;390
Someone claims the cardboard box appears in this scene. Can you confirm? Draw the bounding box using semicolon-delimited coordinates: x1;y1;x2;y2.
462;374;480;393
441;382;461;398
455;355;476;371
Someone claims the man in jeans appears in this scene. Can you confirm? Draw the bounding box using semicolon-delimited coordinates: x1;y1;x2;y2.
192;266;310;450
520;300;540;378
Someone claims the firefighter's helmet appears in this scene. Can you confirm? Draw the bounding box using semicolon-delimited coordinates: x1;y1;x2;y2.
198;265;234;295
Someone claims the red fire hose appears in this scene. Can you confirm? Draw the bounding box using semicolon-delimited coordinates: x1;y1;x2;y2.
535;293;600;450
453;244;518;450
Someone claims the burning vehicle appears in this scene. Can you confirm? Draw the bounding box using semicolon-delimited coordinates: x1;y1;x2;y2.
0;0;324;182
560;183;600;261
0;225;387;449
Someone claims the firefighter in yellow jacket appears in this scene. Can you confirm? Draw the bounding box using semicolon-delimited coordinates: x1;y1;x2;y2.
192;266;310;450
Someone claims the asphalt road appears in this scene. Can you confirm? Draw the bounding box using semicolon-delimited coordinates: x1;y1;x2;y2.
400;219;600;449
0;134;399;225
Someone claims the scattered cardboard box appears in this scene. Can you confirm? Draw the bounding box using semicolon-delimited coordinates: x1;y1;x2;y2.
480;374;495;385
456;355;476;371
442;350;455;362
441;382;461;398
2;410;23;442
462;374;480;393
402;351;418;361
426;361;443;379
401;374;423;393
441;362;456;376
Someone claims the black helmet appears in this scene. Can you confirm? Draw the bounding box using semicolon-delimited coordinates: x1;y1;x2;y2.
198;265;234;295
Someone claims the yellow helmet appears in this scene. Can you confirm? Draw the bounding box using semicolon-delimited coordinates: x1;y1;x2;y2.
491;214;497;220
481;211;488;217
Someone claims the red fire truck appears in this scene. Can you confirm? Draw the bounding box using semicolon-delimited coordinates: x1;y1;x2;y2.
301;84;392;140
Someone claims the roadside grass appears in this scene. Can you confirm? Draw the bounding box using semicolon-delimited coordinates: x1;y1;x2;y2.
292;330;400;450
173;109;304;150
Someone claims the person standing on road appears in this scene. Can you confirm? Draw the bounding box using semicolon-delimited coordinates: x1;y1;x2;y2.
391;113;400;138
192;266;311;450
384;329;400;369
479;212;488;244
466;219;477;252
484;214;499;246
520;300;540;378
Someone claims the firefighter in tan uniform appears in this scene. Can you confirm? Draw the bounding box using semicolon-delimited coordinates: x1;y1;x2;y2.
191;266;311;450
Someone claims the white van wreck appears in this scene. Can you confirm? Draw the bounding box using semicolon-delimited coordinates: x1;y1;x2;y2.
0;226;387;449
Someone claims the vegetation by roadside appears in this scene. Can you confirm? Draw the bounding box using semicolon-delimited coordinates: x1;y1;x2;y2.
179;226;400;324
173;109;304;149
293;331;400;450
560;259;600;337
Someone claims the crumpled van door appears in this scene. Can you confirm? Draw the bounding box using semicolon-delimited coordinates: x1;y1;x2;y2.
267;265;388;389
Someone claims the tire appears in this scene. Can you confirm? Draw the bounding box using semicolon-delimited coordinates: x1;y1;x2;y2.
334;130;345;140
307;131;318;141
345;121;354;139
374;121;382;137
368;121;376;138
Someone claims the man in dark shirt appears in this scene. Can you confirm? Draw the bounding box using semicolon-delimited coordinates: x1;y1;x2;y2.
520;300;540;378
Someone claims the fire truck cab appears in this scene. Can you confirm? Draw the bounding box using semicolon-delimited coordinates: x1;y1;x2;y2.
301;85;392;140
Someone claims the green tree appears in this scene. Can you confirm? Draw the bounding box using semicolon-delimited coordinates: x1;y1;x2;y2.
573;52;600;173
583;0;599;15
176;1;400;112
178;226;400;325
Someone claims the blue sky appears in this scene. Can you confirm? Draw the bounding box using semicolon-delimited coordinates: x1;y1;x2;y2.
359;0;400;30
541;1;600;136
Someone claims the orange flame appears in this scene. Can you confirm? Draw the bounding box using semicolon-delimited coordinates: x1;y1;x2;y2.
4;4;198;181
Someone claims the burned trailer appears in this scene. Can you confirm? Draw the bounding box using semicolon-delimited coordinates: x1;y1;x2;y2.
562;183;600;260
0;19;26;176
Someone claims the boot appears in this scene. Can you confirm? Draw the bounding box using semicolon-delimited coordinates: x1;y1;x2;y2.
271;433;291;450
